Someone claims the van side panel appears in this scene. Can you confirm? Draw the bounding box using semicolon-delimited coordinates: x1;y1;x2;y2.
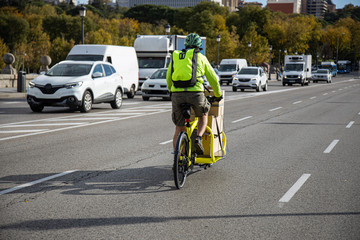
67;45;139;96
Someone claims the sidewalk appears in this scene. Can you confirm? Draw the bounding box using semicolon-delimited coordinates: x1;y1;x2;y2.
0;88;26;99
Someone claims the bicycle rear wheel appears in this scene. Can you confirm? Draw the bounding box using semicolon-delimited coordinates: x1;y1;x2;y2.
173;132;190;189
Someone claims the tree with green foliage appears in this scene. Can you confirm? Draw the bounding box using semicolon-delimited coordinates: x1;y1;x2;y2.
0;38;9;69
49;37;75;65
0;13;29;50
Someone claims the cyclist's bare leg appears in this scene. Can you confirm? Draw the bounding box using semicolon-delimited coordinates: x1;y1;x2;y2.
173;126;186;149
197;113;208;137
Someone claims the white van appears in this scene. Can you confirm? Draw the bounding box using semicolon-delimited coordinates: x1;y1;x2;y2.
217;59;248;85
66;45;139;98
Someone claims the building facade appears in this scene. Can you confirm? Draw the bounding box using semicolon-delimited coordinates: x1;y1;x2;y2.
267;0;302;14
128;0;222;8
307;0;328;18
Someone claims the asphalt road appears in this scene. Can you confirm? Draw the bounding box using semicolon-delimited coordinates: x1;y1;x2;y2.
0;74;359;239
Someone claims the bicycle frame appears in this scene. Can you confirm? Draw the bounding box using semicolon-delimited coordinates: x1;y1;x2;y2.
185;116;227;165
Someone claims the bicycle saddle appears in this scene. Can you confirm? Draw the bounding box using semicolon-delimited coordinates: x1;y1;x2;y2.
180;103;192;119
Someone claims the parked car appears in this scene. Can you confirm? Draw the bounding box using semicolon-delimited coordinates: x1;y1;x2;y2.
232;67;267;92
27;60;123;113
141;68;170;101
312;69;332;83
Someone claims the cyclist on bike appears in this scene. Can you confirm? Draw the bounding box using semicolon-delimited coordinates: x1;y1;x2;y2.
166;33;223;155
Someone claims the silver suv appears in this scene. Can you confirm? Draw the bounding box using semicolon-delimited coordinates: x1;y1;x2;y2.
232;67;268;92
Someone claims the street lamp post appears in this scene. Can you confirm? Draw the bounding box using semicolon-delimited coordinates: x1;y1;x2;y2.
268;45;272;80
79;5;86;44
216;34;221;68
278;49;281;67
248;41;251;66
336;32;345;63
165;24;171;35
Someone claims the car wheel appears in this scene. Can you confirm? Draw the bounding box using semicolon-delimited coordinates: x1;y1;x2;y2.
241;89;245;92
142;96;150;101
262;82;268;91
80;90;92;113
126;84;136;99
256;84;260;92
111;88;123;109
29;104;44;113
282;83;286;86
232;86;237;92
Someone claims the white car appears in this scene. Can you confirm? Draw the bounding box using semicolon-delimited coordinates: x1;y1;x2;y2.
312;69;332;83
232;67;268;92
141;68;170;101
27;60;123;113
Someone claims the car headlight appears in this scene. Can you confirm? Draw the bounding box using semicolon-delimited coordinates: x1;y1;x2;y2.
283;76;287;79
233;77;238;81
251;78;257;81
65;81;83;89
28;81;35;88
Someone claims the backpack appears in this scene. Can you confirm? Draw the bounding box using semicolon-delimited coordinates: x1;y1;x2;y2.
171;48;199;88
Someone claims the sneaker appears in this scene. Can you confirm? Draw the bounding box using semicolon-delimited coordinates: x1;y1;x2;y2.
194;136;204;155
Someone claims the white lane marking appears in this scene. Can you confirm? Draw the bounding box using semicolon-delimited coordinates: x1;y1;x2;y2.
0;170;77;196
0;123;87;128
2;102;23;104
0;109;171;141
324;139;339;153
332;91;336;93
160;139;173;145
358;112;360;115
0;129;48;133
323;93;328;95
346;121;354;129
269;107;283;112
293;101;302;105
279;174;311;203
123;102;140;105
232;116;253;123
310;96;317;100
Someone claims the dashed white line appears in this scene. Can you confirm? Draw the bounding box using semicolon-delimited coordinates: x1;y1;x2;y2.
160;139;173;145
279;174;311;203
232;116;253;123
293;101;302;105
324;139;339;153
0;170;77;195
269;107;283;112
0;123;87;128
346;121;354;129
323;93;328;95
310;96;317;100
0;129;48;133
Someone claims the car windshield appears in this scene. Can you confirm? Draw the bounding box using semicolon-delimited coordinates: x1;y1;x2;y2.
219;64;236;72
285;64;303;71
46;63;92;76
66;55;103;61
317;70;328;74
150;69;167;79
238;68;258;75
138;57;165;68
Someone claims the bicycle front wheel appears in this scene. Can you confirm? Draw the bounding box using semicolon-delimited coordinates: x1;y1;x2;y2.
173;132;190;189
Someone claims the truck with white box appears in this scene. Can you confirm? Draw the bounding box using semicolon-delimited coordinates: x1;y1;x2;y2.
66;45;139;98
217;59;248;85
283;55;312;86
134;35;206;89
